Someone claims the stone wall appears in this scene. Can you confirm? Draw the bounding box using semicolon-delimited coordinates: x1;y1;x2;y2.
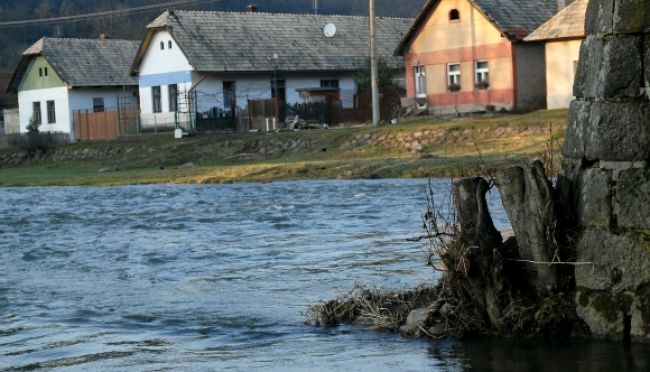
564;0;650;340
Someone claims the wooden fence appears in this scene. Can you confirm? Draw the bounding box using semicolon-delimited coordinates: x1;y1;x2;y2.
73;107;140;141
74;111;118;141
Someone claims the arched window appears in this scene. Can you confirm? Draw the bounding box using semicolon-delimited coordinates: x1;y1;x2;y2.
449;9;460;21
160;41;165;50
168;40;173;49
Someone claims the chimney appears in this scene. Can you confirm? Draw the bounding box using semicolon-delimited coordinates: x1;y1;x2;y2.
246;4;258;13
99;34;109;41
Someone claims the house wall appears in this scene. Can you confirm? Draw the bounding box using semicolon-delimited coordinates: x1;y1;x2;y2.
17;86;137;135
403;0;516;114
190;74;358;112
68;87;133;113
545;39;582;109
514;42;547;111
17;86;70;134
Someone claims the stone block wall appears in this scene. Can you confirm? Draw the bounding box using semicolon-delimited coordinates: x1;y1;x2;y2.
564;0;650;340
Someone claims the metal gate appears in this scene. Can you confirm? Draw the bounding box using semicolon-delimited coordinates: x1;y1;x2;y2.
117;95;140;135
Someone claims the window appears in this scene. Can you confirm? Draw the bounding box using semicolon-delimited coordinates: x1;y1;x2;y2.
475;61;489;89
46;100;56;124
44;67;48;76
168;40;173;49
450;9;460;21
93;97;105;113
160;41;165;50
38;68;43;77
414;66;427;97
168;84;178;112
32;102;41;125
320;79;339;88
447;64;461;92
152;86;162;113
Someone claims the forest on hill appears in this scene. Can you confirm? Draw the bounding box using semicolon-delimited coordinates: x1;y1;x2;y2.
0;0;425;71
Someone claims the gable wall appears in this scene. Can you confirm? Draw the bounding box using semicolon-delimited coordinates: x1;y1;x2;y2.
18;57;65;92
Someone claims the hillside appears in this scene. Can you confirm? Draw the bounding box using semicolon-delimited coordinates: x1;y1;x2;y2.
0;110;568;186
0;0;425;72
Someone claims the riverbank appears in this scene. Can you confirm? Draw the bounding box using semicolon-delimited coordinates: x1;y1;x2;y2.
0;109;567;186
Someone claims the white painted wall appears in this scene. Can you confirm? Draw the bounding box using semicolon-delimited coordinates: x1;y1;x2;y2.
139;82;193;129
285;74;357;108
68;87;131;113
139;30;195;129
191;75;271;114
17;86;70;134
18;86;137;135
140;30;193;75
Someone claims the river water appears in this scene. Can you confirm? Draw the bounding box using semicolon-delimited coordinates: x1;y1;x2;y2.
0;179;647;371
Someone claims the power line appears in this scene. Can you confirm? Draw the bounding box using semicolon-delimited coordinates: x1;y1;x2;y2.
0;0;221;29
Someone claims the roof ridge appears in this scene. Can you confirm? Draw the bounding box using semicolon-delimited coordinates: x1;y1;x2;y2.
172;9;413;21
41;37;140;42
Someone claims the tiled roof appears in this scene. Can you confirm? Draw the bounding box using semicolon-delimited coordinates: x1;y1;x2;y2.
525;0;587;41
134;10;413;73
473;0;559;35
9;37;139;92
396;0;558;54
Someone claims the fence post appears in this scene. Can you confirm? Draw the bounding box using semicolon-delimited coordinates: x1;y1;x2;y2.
247;100;253;131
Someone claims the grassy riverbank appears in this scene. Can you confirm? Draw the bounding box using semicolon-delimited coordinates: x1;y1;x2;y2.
0;109;568;186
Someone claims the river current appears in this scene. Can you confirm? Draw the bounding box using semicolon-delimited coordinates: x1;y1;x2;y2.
0;179;647;371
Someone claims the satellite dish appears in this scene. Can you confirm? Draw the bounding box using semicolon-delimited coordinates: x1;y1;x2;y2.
324;23;337;38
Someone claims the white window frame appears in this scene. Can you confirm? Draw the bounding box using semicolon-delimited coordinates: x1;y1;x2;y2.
414;65;427;98
475;61;489;89
447;64;461;91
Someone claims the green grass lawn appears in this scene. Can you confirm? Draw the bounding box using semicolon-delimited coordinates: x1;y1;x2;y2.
0;109;569;186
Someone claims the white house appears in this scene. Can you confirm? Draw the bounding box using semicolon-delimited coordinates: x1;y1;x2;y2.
130;9;412;129
7;37;139;137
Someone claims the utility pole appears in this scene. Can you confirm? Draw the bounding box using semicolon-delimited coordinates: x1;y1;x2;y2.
314;0;319;15
369;0;380;126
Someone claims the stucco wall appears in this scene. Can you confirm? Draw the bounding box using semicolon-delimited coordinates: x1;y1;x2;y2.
403;0;515;114
545;39;582;109
17;86;70;134
18;57;65;92
17;86;136;135
514;42;548;111
139;30;194;129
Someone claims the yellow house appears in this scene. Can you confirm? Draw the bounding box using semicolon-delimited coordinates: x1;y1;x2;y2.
396;0;559;115
525;0;587;109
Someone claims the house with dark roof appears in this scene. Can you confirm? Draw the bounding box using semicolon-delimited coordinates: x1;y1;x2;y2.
130;9;412;129
396;0;559;115
525;0;587;109
7;37;139;136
